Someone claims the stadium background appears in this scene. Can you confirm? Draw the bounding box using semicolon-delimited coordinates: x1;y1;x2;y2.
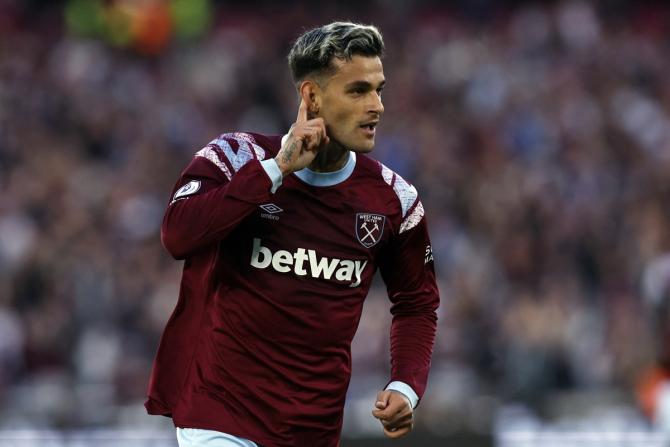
2;0;670;445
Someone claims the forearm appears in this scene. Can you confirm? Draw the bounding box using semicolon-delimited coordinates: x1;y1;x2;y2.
389;309;437;401
387;272;439;401
162;159;282;259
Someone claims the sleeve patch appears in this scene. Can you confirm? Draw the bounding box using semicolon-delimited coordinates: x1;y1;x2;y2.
196;147;232;180
399;201;424;234
212;133;266;172
173;180;201;199
379;162;418;218
195;133;267;179
381;163;394;185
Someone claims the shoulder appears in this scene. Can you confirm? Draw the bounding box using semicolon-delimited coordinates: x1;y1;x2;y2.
357;155;419;218
194;132;281;180
357;155;424;234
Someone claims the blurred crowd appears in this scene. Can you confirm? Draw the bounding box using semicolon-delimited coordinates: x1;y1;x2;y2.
2;0;670;437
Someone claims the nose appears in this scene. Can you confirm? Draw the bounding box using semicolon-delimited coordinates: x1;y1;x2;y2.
369;91;384;115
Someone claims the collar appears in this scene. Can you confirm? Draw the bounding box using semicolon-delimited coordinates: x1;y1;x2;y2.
280;134;357;187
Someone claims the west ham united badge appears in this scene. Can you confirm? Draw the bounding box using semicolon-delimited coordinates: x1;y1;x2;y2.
355;213;386;248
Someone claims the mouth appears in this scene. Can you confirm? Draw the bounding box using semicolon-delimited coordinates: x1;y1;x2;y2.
359;121;379;137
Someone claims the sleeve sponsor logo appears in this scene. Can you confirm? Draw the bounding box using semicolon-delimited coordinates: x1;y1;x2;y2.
173;180;201;200
425;245;434;264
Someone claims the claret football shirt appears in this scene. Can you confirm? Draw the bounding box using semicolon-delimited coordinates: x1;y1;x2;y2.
146;132;439;447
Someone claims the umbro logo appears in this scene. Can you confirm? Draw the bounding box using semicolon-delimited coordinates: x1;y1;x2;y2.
260;203;283;214
260;203;282;221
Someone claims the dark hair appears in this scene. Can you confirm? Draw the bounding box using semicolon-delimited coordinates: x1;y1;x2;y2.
288;22;384;83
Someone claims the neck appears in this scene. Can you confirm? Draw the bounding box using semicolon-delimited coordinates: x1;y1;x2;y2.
307;141;350;172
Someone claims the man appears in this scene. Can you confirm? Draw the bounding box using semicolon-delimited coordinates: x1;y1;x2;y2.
146;22;439;447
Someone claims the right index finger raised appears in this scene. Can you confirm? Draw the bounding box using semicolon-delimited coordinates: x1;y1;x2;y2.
296;98;308;123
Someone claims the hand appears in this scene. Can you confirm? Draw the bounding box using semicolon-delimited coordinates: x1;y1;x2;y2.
275;98;330;176
371;390;414;439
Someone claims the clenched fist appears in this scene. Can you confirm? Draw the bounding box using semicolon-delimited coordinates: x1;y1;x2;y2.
372;390;414;439
275;98;330;176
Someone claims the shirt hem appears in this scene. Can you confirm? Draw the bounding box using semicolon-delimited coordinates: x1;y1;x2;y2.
172;417;273;447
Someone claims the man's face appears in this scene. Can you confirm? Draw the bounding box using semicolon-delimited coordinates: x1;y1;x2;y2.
316;55;385;153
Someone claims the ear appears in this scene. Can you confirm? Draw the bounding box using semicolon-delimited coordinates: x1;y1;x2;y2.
298;80;322;117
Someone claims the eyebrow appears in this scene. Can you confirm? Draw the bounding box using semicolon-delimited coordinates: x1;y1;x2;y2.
345;80;386;90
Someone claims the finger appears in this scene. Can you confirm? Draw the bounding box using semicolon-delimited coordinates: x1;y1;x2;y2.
297;97;309;124
378;406;412;426
384;429;409;439
301;128;322;151
319;121;330;145
287;125;305;146
292;126;320;149
382;412;413;429
313;124;325;148
383;423;412;439
372;405;400;419
376;391;391;409
307;118;329;145
373;398;409;420
388;407;413;423
300;121;324;149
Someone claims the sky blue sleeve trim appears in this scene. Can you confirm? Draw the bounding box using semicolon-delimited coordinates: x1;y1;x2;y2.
260;158;282;194
385;381;419;409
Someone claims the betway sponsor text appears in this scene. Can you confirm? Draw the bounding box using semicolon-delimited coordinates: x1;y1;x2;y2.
250;238;367;287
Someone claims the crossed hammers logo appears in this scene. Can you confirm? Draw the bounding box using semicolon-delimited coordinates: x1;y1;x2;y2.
360;221;379;243
356;213;385;248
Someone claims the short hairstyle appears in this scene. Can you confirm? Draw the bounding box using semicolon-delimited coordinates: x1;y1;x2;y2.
288;22;384;84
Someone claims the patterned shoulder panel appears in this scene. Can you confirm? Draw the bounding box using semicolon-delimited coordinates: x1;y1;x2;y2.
379;162;424;234
195;132;267;180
